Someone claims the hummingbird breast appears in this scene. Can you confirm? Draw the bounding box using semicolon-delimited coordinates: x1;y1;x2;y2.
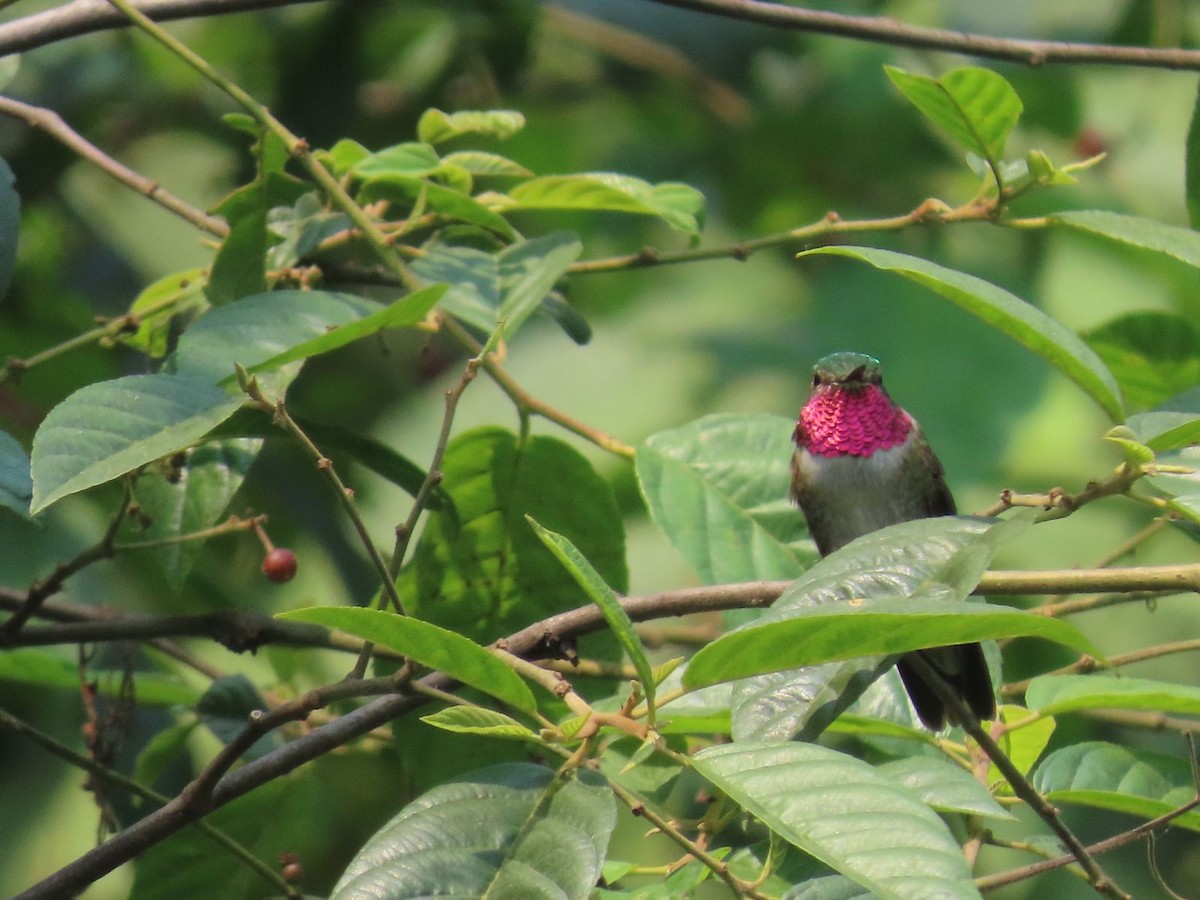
791;434;939;555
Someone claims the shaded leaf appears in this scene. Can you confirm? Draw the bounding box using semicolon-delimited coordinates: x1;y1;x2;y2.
122;437;261;588
0;428;32;518
693;742;979;899
1032;741;1200;831
1083;312;1200;411
196;674;280;760
0;648;197;705
396;428;626;645
281;607;536;714
0;154;19;302
30;374;245;514
798;246;1123;420
331;763;616;900
637;414;815;585
361;174;517;238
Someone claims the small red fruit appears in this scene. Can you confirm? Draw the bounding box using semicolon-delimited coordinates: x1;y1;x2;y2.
261;548;298;583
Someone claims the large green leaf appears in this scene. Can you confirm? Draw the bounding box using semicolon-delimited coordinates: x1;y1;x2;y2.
1188;81;1200;229
637;414;815;585
798;246;1124;421
1026;674;1200;717
350;141;441;179
397;428;627;645
725;516;1027;740
1050;209;1200;270
687;597;1092;690
280;607;537;714
122;438;260;588
502;173;705;235
693;743;979;899
1032;742;1200;832
411;233;583;341
30;374;245;514
885;66;1022;179
0;428;32;518
1084;312;1200;411
528;519;656;724
330;763;616;900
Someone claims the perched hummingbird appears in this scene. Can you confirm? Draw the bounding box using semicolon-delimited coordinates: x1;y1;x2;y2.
789;351;995;730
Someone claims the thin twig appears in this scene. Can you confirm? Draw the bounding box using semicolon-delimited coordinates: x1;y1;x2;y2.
904;655;1128;899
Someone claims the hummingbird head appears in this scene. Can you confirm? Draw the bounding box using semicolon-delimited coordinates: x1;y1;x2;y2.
795;352;913;458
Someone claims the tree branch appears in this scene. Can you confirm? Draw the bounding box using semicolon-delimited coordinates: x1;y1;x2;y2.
0;0;327;57
646;0;1200;72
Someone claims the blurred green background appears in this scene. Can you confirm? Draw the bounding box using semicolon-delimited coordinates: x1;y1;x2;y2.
2;0;1200;896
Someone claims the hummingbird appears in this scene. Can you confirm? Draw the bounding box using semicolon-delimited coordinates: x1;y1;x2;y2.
789;351;995;730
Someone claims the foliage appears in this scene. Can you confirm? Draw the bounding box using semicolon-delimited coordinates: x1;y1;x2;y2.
3;3;1200;899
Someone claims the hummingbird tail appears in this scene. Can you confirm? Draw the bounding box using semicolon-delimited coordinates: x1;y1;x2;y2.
896;643;996;731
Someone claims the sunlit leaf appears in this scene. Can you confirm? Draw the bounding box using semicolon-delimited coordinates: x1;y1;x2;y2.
0;428;32;518
417;109;526;144
1085;312;1200;412
1027;674;1200;717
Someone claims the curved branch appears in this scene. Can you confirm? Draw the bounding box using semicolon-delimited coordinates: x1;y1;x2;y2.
0;0;327;57
649;0;1200;72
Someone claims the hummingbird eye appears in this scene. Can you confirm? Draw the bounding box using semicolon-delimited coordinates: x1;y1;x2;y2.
811;373;821;387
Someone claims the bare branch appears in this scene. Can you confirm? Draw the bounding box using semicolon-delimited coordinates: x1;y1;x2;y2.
647;0;1200;72
0;0;327;57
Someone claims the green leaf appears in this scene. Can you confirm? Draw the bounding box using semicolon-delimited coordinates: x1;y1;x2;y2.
0;154;20;302
1126;408;1200;452
133;720;198;793
0;428;32;518
0;648;197;705
495;232;583;339
172;289;436;396
350;141;442;179
419;706;542;742
528;518;657;725
1084;312;1200;411
417;108;526;144
875;757;1014;820
885;66;1022;178
688;597;1092;689
361;175;518;238
397;428;627;644
442;150;533;178
693;742;979;899
122;438;261;588
988;704;1056;787
330;763;616;900
637;414;815;585
116;267;209;359
282;607;537;714
728;516;1020;741
504;173;705;234
1033;741;1200;832
323;138;371;175
1050;209;1200;269
798;246;1124;421
30;374;245;514
205;210;266;306
1026;674;1200;717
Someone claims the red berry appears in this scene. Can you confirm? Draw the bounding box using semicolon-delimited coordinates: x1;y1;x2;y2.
262;548;297;583
1073;127;1107;159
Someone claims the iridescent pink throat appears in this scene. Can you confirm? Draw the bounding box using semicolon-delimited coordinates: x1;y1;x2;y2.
794;384;913;458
